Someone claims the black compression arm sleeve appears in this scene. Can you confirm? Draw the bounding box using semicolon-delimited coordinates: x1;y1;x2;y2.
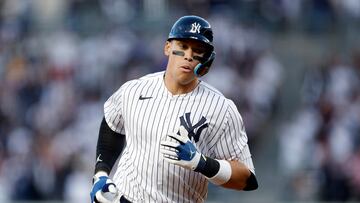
94;117;126;174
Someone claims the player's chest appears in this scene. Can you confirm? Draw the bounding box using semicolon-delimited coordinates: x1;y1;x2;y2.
123;95;215;142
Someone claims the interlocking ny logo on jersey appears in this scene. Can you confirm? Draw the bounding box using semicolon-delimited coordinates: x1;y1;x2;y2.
180;112;208;143
190;22;201;34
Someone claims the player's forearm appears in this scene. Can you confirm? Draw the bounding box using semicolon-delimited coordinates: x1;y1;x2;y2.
221;160;257;191
194;156;258;191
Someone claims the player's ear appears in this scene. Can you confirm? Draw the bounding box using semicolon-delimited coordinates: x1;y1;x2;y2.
164;41;171;56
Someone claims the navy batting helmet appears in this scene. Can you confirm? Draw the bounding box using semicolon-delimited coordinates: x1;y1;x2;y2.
168;15;213;51
167;15;215;77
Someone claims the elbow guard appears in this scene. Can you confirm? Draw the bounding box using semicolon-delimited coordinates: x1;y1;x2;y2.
243;171;258;191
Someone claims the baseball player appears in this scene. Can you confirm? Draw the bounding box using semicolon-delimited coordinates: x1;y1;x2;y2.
90;15;258;203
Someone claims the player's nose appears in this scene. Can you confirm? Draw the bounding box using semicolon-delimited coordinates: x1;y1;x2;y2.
183;49;194;62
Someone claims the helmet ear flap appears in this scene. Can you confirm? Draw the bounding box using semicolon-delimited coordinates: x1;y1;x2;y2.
194;51;216;77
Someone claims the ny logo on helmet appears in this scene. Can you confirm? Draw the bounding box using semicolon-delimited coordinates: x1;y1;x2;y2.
190;22;201;34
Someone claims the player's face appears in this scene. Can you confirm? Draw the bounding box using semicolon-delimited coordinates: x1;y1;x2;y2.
164;39;206;86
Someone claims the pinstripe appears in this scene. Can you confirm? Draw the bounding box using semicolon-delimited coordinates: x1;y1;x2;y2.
188;88;208;201
155;90;172;203
176;96;192;202
144;81;159;202
178;90;197;202
207;100;227;153
136;79;155;200
171;97;185;202
196;90;212;151
103;71;254;202
140;79;160;202
163;97;175;198
178;89;198;201
124;82;143;200
131;80;150;192
159;95;173;200
152;98;168;203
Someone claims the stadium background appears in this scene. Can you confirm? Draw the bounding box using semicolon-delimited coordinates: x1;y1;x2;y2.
0;0;360;202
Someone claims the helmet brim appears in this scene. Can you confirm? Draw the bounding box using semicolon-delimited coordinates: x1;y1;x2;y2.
167;34;214;51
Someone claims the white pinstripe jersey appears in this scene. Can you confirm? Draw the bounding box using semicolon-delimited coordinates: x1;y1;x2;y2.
104;71;255;203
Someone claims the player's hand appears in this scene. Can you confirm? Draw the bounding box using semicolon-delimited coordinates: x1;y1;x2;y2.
90;171;119;203
160;126;205;170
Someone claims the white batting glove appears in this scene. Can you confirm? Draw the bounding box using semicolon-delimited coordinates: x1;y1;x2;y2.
90;171;120;203
160;126;205;171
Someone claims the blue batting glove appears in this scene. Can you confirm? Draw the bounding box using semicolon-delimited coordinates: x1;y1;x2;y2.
90;171;119;203
160;126;206;171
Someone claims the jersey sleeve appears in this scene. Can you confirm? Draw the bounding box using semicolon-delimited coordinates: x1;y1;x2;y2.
212;99;255;173
103;84;127;134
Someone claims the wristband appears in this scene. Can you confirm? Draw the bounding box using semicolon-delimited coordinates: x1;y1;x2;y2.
95;171;108;178
206;160;232;185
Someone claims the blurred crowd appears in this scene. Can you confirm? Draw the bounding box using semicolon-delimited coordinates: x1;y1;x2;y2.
279;52;360;201
0;0;359;202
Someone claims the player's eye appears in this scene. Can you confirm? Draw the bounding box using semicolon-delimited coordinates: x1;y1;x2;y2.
176;42;188;50
180;44;188;50
192;48;206;54
193;55;204;62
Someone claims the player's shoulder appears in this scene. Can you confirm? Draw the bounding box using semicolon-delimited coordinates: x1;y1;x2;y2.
138;71;164;81
199;80;225;98
199;81;237;108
